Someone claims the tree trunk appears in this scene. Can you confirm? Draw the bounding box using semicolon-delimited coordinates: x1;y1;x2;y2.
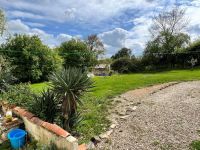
62;97;70;131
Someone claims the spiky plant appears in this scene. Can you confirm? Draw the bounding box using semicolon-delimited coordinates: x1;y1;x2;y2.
49;67;93;130
30;89;60;123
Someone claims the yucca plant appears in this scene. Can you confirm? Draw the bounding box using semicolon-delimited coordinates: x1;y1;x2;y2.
30;89;60;123
49;67;93;130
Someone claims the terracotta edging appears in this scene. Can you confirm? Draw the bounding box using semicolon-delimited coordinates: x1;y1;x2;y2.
12;106;70;138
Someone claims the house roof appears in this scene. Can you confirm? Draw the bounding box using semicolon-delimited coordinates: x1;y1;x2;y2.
94;64;109;69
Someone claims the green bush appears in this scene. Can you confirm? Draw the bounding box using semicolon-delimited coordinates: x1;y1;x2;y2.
111;58;134;73
58;39;97;69
0;56;16;93
0;83;34;109
0;34;62;83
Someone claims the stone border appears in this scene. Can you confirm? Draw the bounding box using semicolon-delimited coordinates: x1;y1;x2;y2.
13;107;70;138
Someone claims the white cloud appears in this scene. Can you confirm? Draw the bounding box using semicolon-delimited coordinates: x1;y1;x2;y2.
99;28;128;48
57;34;73;43
8;10;44;20
0;0;158;23
7;19;29;33
3;19;75;47
99;16;152;56
25;22;45;27
2;0;200;56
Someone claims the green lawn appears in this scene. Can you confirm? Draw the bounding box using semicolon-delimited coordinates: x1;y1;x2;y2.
30;69;200;142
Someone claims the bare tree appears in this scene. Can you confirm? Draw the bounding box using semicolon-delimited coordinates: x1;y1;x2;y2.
150;7;188;38
86;34;105;58
0;9;6;36
148;7;190;53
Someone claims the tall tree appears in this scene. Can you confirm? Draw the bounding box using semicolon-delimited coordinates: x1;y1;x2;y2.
148;7;190;53
0;9;6;36
86;34;105;58
111;47;132;59
143;8;191;68
0;34;62;82
59;39;97;69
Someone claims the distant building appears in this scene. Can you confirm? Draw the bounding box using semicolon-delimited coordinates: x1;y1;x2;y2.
93;64;111;76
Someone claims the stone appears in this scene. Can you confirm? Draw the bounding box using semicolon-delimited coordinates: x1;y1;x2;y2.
99;130;113;139
132;106;137;110
110;124;117;129
120;115;130;120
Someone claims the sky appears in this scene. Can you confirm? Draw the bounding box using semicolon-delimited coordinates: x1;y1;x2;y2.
0;0;200;57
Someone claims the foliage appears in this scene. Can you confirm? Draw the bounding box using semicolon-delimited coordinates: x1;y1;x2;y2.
145;32;190;54
0;83;34;109
143;8;193;69
0;9;6;36
59;39;97;69
111;47;132;59
0;56;16;93
68;112;83;131
111;58;133;73
0;34;62;83
111;57;140;73
190;140;200;150
98;58;112;64
86;34;105;58
49;67;93;130
29;89;60;123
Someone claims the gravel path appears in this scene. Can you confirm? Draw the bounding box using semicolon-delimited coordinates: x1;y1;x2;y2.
97;81;200;150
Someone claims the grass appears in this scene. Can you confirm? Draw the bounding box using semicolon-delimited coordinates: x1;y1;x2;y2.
190;140;200;150
30;69;200;142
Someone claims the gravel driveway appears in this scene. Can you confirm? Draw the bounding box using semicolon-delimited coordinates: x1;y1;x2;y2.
97;81;200;150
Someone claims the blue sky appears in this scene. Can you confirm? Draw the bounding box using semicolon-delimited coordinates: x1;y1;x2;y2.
0;0;200;57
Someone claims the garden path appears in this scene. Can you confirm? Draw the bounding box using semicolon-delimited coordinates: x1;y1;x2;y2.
97;81;200;150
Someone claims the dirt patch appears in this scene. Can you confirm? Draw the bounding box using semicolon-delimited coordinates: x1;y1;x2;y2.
97;81;200;150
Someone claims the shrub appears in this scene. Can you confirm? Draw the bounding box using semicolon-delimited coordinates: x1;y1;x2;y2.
0;56;16;93
0;83;34;109
0;34;62;83
29;89;60;123
111;58;134;73
111;47;132;60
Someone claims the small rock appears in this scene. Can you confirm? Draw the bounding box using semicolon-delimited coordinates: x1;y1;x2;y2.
118;112;126;116
120;115;130;120
99;130;113;139
110;124;117;129
126;106;137;114
106;130;113;136
132;106;137;110
99;133;106;139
